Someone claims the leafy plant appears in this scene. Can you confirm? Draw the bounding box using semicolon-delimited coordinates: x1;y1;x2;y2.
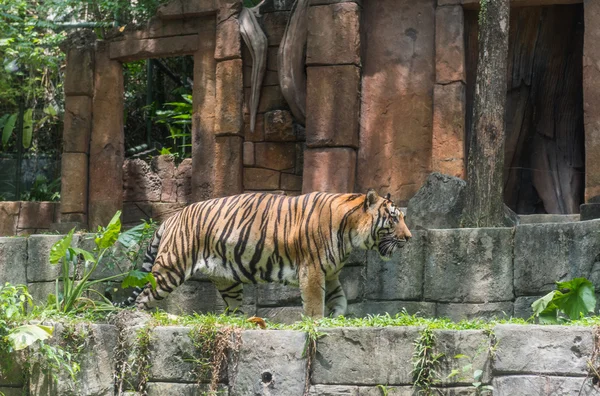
20;174;60;202
47;211;156;313
531;277;596;324
447;354;493;395
154;94;192;158
412;328;443;395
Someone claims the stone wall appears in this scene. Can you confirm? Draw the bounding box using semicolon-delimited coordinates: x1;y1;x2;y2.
0;202;59;236
4;219;600;323
1;321;597;395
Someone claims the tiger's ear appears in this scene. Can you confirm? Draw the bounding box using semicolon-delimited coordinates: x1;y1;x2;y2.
364;189;379;210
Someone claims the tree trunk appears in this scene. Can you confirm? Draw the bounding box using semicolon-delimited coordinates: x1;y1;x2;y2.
462;0;510;227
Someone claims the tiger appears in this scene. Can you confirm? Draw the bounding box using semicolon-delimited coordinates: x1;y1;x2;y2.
122;189;412;318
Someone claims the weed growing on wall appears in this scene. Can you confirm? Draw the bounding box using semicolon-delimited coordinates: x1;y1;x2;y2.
412;328;443;395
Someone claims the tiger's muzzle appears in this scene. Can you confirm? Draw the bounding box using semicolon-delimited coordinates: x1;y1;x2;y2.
377;231;410;260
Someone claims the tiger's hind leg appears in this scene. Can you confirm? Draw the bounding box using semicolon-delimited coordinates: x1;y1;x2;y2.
213;279;245;315
325;277;347;317
135;263;186;310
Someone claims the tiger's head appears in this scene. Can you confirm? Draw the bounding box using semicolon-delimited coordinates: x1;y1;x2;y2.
362;189;412;260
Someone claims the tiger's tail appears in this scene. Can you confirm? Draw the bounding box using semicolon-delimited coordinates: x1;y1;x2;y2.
118;223;165;307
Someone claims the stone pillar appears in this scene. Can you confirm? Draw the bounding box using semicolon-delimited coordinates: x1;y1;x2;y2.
59;32;95;230
432;5;466;179
192;2;243;201
303;1;361;193
584;0;600;202
88;41;124;229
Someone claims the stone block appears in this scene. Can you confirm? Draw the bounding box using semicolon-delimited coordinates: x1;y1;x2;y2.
215;18;241;60
64;46;94;96
228;330;307;396
123;202;153;225
212;136;244;197
244;85;287;114
436;302;513;322
244;113;265;142
435;6;465;83
345;249;367;266
519;214;580;224
406;172;466;230
244;168;280;190
27;282;59;307
156;0;217;18
309;385;415;396
432;83;465;178
151;154;176;179
306;65;360;148
492;325;593;376
27;234;77;282
256;283;301;307
29;323;118;396
0;202;19;236
254;142;296;171
123;159;162;202
17;202;56;230
147;383;228;396
243;141;255;166
155;280;226;315
580;203;600;221
346;301;436;318
307;3;361;65
256;306;304;324
262;11;290;46
0;350;24;386
264;110;294;141
215;59;244;136
302;148;356;193
295;142;305;175
365;230;425;301
244;65;279;87
313;327;421;385
493;375;597;396
435;330;492;386
513;296;539;319
513;220;600;295
109;35;200;62
584;0;600;201
63;95;93;153
60;152;89;214
151;203;185;222
339;265;364;302
281;173;302;191
424;228;514;303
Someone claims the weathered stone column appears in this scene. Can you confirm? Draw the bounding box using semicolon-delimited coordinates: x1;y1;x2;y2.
89;41;124;229
59;32;95;230
303;1;361;193
192;2;243;201
433;5;466;179
584;0;600;202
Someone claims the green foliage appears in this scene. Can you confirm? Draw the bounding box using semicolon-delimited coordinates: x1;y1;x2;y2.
447;353;493;395
154;94;192;158
412;328;443;395
532;277;596;324
48;211;156;314
20;174;60;201
1;113;17;147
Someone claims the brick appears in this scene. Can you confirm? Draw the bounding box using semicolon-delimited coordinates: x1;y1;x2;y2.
243;141;255;166
63;96;92;153
262;11;290;46
432;82;466;178
264;110;295;141
244;113;265;142
18;202;56;230
306;65;361;148
64;46;94;96
244;85;287;114
584;0;600;201
244;168;280;190
215;59;244;136
254;142;296;171
280;173;302;191
435;5;465;83
215;18;241;60
0;202;19;236
302;148;356;193
307;3;361;65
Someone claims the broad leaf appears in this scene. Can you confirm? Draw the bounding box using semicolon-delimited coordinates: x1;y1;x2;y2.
121;269;156;290
22;108;33;148
473;369;483;381
2;113;17;146
95;211;122;250
68;247;96;264
117;222;147;249
531;290;557;317
554;277;596;320
0;114;9;132
49;229;74;264
8;324;53;350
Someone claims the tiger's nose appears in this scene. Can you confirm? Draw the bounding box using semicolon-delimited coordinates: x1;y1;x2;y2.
405;231;412;240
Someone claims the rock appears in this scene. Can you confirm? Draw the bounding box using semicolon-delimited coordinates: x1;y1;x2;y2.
0;202;19;236
215;18;241;61
346;301;436;318
313;327;421;385
519;214;579;224
27;235;78;282
424;228;514;303
493;375;597;396
434;330;491;386
264;110;294;141
254;142;296;171
244;168;280;190
147;383;228;396
432;83;465;178
62;96;92;153
492;325;593;376
215;59;244;136
435;5;465;83
513;219;600;295
228;330;307;396
155;280;226;316
580;203;600;221
302;148;356;193
364;230;426;300
123;159;162;202
436;302;513;322
256;306;304;324
18;202;56;230
406;172;466;230
513;296;540;319
280;173;302;191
